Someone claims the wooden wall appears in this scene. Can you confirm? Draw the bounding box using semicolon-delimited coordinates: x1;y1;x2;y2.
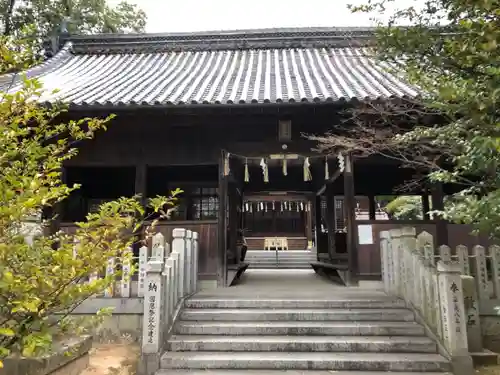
356;221;496;277
153;221;218;280
61;220;219;281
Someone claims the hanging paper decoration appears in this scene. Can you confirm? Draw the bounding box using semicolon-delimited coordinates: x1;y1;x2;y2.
272;201;275;210
249;202;253;213
224;152;231;176
338;152;345;172
265;202;268;212
324;156;329;180
300;202;304;211
282;158;288;176
284;201;288;210
303;157;312;181
260;158;269;183
296;202;300;212
244;158;250;182
244;202;249;212
260;202;264;211
280;201;284;211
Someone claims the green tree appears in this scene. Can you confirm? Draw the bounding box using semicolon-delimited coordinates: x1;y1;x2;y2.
312;0;500;239
1;0;146;37
0;37;179;367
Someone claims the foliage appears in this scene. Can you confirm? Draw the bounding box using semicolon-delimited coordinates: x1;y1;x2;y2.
312;0;500;239
0;0;146;39
0;38;179;366
385;196;423;220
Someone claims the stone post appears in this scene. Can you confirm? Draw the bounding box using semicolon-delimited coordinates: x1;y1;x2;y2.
185;230;193;295
138;245;148;297
193;231;199;293
489;245;500;299
172;228;186;299
170;251;180;305
104;257;115;298
437;261;468;356
401;227;417;306
389;229;403;297
152;232;165;261
473;245;489;301
461;275;482;352
142;260;165;354
166;258;176;318
120;247;132;298
162;259;172;329
380;231;391;294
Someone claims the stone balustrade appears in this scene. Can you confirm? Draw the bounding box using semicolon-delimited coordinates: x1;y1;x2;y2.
142;228;199;356
380;228;473;373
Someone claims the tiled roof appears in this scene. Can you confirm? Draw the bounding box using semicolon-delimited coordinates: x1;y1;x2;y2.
0;28;419;107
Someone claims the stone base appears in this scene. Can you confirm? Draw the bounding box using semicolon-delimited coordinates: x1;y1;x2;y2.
470;350;499;367
0;335;92;375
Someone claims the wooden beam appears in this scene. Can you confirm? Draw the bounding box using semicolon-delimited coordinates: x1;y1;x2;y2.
134;164;147;207
316;169;342;196
305;196;313;249
134;164;147;255
218;150;228;287
421;193;431;221
325;185;336;260
344;154;359;286
368;195;376;220
431;182;448;247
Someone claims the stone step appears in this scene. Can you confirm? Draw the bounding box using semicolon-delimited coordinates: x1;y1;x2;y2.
248;264;312;269
157;371;453;375
167;335;437;353
185;297;406;309
160;352;450;372
180;308;415;321
245;259;315;265
174;321;425;336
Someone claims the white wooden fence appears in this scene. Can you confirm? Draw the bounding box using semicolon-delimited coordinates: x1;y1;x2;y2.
380;228;498;357
141;228;198;354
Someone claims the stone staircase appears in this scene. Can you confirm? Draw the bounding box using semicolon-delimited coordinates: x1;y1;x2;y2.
245;249;316;269
158;294;452;374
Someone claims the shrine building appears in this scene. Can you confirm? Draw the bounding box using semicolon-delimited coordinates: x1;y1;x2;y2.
1;27;481;288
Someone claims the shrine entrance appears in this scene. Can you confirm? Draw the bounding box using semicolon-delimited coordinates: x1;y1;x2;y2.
219;151;352;286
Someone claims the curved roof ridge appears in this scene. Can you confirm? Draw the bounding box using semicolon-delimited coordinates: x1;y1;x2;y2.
0;43;73;89
62;27;375;54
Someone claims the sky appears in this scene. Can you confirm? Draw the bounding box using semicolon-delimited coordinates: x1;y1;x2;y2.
108;0;410;33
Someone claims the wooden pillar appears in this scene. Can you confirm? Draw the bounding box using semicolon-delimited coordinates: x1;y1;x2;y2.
44;167;66;244
368;195;376;220
344;154;359;286
305;197;313;248
325;185;336;260
228;183;238;265
135;164;147;208
421;192;431;220
218;151;228;287
431;182;448;247
134;164;147;255
314;194;323;253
